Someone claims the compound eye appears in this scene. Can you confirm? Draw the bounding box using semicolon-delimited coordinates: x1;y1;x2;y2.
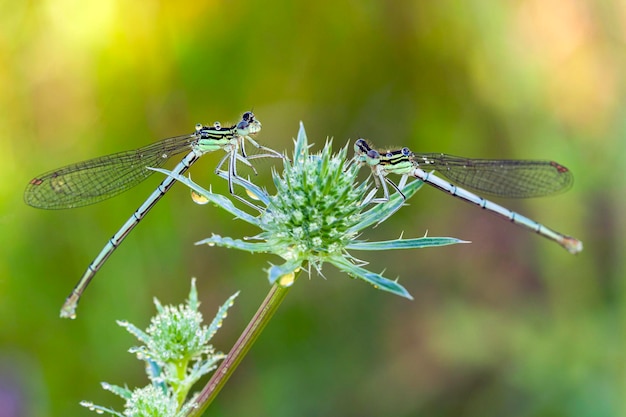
195;123;203;132
355;139;368;152
236;120;248;131
367;149;379;159
386;151;393;158
213;121;221;130
242;111;254;122
358;139;370;149
401;147;410;156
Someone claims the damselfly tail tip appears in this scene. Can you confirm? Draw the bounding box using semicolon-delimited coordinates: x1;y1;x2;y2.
562;236;583;254
60;294;80;319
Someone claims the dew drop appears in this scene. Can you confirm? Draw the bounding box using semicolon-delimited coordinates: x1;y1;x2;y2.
191;190;210;205
245;188;261;201
277;272;295;287
96;409;104;414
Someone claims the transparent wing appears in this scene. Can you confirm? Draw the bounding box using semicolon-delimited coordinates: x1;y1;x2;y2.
24;134;196;209
414;153;574;198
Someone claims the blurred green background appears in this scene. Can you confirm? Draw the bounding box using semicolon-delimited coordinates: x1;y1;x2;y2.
1;1;623;416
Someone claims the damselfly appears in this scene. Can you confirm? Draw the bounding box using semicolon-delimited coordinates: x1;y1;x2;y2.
353;139;582;254
25;111;283;318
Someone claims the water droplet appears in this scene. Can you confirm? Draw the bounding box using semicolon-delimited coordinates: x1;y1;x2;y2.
191;190;209;205
245;188;261;201
96;409;104;414
277;272;295;287
206;241;215;247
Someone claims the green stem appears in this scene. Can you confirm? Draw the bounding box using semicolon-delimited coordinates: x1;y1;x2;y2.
174;359;190;410
186;275;298;416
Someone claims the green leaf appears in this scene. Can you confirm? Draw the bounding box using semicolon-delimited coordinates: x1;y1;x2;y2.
80;401;125;417
206;292;239;341
293;121;309;162
195;234;275;253
350;179;424;232
187;277;199;312
347;236;469;251
149;167;260;225
329;256;413;299
100;382;133;399
117;320;151;345
215;169;271;206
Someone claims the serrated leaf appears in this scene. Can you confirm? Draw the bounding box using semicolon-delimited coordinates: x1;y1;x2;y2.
329;256;413;299
195;234;274;253
347;237;469;251
149;167;260;225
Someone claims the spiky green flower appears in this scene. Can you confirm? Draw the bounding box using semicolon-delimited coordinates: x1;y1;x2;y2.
154;123;466;298
81;280;236;417
261;137;364;265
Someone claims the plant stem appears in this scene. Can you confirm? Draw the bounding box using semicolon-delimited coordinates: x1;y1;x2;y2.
186;275;298;416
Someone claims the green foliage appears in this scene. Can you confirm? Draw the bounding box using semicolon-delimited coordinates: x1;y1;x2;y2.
81;279;236;417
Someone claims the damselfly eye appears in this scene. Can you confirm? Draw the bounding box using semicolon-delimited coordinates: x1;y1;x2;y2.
236;121;248;131
195;123;203;132
355;139;368;152
367;150;379;159
242;111;254;122
401;147;410;156
386;152;393;158
213;121;221;130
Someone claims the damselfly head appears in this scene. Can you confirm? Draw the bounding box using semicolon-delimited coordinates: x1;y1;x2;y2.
353;138;374;160
353;139;385;167
242;111;254;122
236;111;262;136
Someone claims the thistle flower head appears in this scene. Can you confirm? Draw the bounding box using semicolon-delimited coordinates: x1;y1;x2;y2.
259;138;366;268
117;278;232;366
82;280;237;417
